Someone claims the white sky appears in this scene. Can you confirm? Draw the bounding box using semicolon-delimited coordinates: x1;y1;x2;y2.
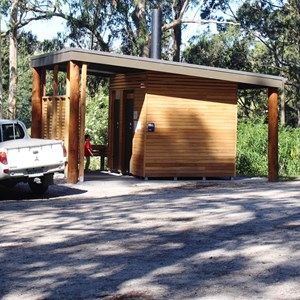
22;17;67;40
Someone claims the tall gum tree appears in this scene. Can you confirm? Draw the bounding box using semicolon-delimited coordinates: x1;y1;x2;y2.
8;0;17;119
55;0;239;60
1;0;63;119
234;0;300;126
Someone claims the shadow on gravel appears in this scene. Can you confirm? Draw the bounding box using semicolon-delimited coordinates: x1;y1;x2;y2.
0;183;87;201
1;178;300;299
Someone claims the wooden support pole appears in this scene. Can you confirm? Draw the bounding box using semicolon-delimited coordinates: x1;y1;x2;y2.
108;90;115;171
40;68;46;139
53;64;58;96
31;67;42;138
52;65;59;139
268;88;279;182
67;61;81;184
79;64;87;182
119;92;124;172
65;64;71;154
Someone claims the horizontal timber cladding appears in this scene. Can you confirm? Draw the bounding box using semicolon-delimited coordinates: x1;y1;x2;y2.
109;71;238;178
144;72;238;178
109;73;147;89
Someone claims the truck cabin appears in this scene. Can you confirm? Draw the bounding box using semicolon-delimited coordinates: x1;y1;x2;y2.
0;122;26;142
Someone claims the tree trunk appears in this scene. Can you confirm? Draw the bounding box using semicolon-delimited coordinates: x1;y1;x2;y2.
172;0;184;62
278;67;285;126
131;0;147;56
173;24;181;62
8;30;17;120
7;0;19;120
280;88;285;126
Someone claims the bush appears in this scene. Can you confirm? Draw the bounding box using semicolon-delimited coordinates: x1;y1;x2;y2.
278;126;300;177
237;117;300;178
236;118;268;176
85;89;108;144
84;89;109;170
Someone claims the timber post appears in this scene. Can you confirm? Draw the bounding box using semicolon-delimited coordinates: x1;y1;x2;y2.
52;64;59;140
31;67;43;138
79;64;87;182
268;88;279;182
66;61;81;184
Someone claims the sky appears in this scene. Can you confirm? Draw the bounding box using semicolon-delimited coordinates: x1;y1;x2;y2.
23;17;67;41
1;16;67;41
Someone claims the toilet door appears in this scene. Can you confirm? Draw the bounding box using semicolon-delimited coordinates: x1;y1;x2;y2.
112;99;120;170
123;96;134;173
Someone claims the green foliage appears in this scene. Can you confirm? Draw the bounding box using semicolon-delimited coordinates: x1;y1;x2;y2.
0;0;12;15
236;1;300;127
84;85;109;171
0;30;38;125
183;26;252;71
37;37;65;53
0;28;9;116
278;126;300;177
236;117;268;177
238;89;268;118
182;1;300;127
84;86;109;146
237;117;300;178
15;31;39;127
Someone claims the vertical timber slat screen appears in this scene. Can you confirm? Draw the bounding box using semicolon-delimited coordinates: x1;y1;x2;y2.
42;96;67;141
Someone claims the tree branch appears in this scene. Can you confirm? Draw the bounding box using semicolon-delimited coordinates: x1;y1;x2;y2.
178;0;190;20
162;18;240;31
182;19;240;25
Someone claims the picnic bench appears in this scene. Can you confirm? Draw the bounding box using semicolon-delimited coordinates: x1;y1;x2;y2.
91;145;108;170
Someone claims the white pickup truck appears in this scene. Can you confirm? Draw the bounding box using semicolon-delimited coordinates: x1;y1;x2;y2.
0;119;67;194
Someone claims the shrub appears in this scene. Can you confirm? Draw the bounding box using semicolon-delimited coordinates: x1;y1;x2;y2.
236;118;268;176
278;126;300;177
84;90;109;170
237;117;300;178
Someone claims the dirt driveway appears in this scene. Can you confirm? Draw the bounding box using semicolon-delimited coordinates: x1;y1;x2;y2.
1;173;300;300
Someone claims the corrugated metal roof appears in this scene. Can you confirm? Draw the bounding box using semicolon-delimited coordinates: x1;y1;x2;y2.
31;48;286;89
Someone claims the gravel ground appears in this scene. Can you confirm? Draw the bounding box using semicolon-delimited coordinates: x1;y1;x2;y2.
1;172;300;300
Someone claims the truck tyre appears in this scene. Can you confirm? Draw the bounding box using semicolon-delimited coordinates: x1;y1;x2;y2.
29;181;48;194
28;178;49;194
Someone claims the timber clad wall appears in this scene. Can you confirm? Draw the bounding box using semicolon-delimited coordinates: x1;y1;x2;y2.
145;72;238;177
110;71;238;178
131;87;146;176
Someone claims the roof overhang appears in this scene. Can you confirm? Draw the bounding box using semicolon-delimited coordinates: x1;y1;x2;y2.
31;48;287;90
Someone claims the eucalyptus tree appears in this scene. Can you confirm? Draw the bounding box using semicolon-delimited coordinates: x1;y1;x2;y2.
0;28;41;125
181;26;268;118
235;0;300;126
57;0;240;61
16;31;39;126
282;0;300;126
1;0;63;120
182;1;300;126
